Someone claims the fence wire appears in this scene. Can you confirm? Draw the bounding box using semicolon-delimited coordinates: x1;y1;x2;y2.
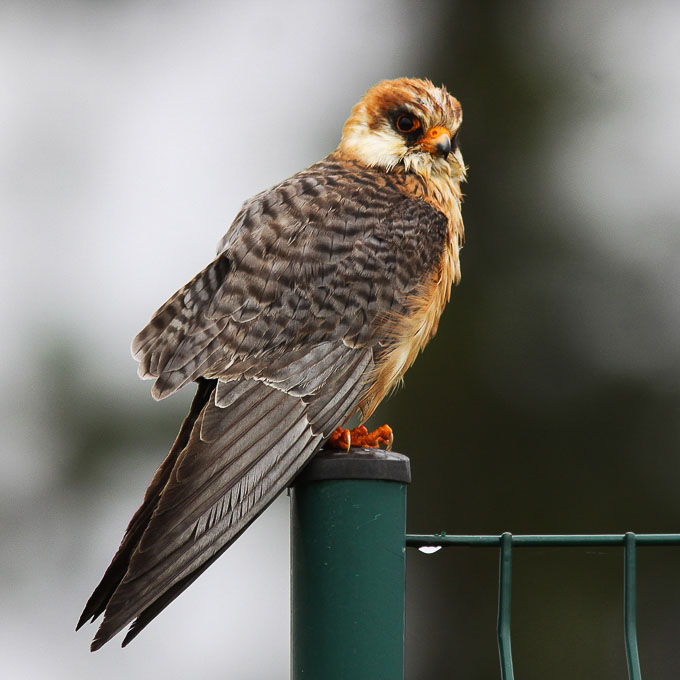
406;532;680;679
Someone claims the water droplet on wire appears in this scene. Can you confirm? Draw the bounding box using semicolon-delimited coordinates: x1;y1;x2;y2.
418;546;442;554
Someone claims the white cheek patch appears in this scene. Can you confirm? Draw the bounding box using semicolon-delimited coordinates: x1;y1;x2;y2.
341;125;407;170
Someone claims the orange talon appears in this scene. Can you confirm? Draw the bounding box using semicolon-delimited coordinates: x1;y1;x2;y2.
352;424;394;450
325;424;394;451
327;426;351;452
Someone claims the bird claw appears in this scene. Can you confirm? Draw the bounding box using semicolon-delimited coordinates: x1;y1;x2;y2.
327;427;352;452
326;424;394;451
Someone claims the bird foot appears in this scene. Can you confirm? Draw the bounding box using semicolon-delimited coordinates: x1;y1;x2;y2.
326;424;394;452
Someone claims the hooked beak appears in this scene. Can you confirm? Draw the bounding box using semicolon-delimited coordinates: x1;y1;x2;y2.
421;125;452;157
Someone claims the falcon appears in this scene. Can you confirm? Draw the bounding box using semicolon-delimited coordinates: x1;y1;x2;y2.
77;77;466;650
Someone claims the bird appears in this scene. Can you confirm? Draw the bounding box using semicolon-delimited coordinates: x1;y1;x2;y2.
77;77;466;650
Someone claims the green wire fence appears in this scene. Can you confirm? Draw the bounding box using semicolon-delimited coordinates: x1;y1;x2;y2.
406;532;680;680
291;449;680;679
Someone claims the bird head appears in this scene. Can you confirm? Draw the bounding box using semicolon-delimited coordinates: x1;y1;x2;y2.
338;78;465;181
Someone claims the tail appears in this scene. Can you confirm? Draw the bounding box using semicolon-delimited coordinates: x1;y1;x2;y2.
77;378;322;650
77;346;371;649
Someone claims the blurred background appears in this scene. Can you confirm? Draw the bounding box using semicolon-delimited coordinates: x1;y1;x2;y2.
2;1;679;678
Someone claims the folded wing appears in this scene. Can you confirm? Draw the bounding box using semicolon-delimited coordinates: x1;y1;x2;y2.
79;156;449;648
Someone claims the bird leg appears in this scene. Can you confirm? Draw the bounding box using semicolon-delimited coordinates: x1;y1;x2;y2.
326;424;394;451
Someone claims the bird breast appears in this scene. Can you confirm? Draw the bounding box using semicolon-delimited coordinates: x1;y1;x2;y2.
359;165;464;419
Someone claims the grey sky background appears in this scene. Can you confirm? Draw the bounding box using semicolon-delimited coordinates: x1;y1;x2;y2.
1;2;679;678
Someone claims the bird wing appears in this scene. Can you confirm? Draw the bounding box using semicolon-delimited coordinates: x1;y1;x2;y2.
131;157;448;400
79;155;449;648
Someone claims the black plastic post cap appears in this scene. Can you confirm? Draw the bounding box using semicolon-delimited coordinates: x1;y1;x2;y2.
294;447;411;485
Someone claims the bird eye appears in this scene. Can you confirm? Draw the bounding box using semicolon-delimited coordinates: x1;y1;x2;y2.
395;114;421;134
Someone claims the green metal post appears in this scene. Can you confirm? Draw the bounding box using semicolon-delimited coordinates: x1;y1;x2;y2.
291;448;411;680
